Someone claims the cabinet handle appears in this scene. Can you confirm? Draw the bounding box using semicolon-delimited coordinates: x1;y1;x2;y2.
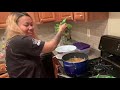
80;15;83;17
66;16;71;19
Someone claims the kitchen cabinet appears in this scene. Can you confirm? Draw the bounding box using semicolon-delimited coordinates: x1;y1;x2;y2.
0;12;10;29
36;12;73;24
52;56;61;78
0;12;39;29
73;12;85;21
37;12;56;24
55;12;73;22
73;12;109;22
86;12;109;21
26;12;40;24
0;12;109;29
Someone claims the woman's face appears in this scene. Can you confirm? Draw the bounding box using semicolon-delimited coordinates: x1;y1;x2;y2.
17;16;34;36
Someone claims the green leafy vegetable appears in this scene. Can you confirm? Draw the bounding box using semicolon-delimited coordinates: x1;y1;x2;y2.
60;18;67;25
54;18;72;33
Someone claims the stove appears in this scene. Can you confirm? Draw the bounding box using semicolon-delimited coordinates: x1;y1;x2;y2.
57;35;120;78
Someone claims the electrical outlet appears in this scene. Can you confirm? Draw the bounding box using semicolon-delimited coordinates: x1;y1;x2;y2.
87;29;91;37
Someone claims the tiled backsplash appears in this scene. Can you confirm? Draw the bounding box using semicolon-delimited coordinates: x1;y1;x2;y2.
71;20;108;50
0;20;108;51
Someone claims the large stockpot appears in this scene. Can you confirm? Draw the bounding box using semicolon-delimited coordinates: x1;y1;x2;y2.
61;52;89;77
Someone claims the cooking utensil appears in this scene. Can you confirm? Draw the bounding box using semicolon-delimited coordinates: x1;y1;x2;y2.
61;52;88;77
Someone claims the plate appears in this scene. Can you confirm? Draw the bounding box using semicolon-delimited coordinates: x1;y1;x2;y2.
55;45;77;53
55;53;66;60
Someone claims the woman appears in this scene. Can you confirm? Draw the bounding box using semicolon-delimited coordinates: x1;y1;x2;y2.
5;12;67;78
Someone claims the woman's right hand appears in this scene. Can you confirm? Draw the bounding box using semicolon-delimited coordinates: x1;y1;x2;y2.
58;23;67;33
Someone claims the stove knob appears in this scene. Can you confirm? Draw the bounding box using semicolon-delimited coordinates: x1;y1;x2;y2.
117;44;120;51
99;45;102;49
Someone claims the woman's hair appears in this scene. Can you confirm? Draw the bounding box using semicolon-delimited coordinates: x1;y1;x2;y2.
5;12;38;42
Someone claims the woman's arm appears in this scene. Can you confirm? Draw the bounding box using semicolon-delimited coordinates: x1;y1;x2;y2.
42;23;67;53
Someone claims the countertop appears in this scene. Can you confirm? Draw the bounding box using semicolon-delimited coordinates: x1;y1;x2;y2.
36;31;100;59
53;39;100;60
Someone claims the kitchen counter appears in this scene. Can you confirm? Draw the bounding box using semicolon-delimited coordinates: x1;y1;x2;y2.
53;39;100;60
53;48;100;60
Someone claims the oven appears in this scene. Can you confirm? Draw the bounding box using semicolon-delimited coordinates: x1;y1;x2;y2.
57;35;120;78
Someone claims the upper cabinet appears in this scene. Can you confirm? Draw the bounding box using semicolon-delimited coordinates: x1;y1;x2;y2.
0;12;109;29
55;12;73;22
37;12;56;23
73;12;85;21
0;12;10;29
86;12;109;21
73;12;109;22
26;12;40;24
35;12;73;24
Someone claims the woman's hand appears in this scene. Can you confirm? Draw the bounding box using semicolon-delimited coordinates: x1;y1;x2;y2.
58;23;67;33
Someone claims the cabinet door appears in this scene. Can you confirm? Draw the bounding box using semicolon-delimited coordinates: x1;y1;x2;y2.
38;12;56;23
0;12;10;28
73;12;85;21
27;12;39;24
59;12;73;21
86;12;109;21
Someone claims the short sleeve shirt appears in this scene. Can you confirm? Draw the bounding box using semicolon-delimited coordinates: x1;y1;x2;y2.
5;35;47;78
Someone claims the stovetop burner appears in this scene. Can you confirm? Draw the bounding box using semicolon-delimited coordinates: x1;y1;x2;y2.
87;57;120;78
57;57;120;78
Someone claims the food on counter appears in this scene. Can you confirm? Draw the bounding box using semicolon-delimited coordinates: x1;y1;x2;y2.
67;58;85;63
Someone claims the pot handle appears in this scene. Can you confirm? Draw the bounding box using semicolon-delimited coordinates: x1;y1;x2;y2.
63;62;77;69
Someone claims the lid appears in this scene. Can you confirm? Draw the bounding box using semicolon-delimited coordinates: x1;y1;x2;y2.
73;42;90;50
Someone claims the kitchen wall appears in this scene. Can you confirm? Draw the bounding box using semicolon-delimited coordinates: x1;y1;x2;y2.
70;20;108;51
0;20;108;52
108;12;120;36
32;20;108;51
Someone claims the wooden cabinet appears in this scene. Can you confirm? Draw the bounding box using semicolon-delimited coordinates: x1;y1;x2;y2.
52;56;61;78
86;12;109;21
0;12;10;29
73;12;85;21
73;12;109;22
0;12;40;28
55;12;73;22
36;12;73;23
0;12;109;29
37;12;56;23
26;12;39;24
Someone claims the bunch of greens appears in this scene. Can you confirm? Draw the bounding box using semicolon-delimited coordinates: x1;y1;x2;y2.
54;18;72;34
